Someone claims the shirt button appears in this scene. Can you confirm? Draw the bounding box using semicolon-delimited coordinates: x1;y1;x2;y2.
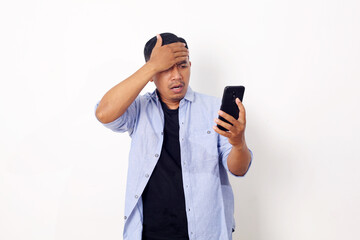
207;130;211;134
191;232;193;235
135;195;138;199
186;185;188;188
124;216;127;220
188;208;190;211
182;122;184;124
155;154;159;157
161;132;163;135
145;174;149;178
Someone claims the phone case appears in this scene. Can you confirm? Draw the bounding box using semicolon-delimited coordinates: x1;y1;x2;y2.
217;86;245;131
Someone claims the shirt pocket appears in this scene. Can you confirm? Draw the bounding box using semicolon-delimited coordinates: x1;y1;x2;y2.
187;128;219;175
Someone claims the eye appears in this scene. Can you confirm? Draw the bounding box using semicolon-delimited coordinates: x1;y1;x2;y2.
179;64;188;69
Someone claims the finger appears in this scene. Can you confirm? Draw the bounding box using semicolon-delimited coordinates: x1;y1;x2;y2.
168;42;187;48
212;125;232;138
171;46;189;53
154;34;162;48
218;110;239;126
174;56;189;64
173;51;189;58
214;118;235;132
235;98;246;122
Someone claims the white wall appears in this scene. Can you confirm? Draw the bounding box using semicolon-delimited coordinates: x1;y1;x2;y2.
1;0;359;239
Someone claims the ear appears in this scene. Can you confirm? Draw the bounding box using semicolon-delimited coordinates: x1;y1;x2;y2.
189;61;192;67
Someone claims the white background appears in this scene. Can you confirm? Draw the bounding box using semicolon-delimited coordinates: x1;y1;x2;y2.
1;0;359;239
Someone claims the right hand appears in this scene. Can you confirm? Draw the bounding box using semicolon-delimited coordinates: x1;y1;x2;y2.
147;34;189;73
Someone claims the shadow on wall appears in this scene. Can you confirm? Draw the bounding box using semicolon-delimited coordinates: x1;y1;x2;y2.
229;108;296;240
230;112;261;240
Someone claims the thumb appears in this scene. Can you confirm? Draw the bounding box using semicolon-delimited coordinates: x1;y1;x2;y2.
154;34;162;48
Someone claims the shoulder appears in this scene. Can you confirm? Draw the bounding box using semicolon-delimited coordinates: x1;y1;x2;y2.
193;90;221;106
191;90;221;115
135;91;157;105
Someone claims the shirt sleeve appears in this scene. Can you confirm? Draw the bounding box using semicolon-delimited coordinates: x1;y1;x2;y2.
218;133;253;177
94;97;140;136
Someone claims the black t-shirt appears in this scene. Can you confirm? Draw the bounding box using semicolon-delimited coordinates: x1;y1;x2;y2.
141;97;189;240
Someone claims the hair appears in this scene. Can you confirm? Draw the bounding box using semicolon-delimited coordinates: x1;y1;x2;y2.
143;32;188;62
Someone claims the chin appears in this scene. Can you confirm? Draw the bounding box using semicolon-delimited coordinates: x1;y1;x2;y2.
173;88;187;99
174;95;185;101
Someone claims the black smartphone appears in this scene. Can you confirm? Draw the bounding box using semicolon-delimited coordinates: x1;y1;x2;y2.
217;86;245;131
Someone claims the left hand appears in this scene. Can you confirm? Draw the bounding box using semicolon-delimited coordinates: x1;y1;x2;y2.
213;98;246;148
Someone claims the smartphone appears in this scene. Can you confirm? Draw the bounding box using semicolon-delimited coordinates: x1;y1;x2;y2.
217;86;245;131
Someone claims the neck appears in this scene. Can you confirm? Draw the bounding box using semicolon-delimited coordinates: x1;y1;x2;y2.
157;90;180;109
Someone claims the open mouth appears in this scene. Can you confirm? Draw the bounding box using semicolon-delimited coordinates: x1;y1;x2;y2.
170;83;184;93
171;85;182;89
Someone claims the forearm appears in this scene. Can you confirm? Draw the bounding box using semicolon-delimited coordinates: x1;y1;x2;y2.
227;142;251;176
95;62;157;123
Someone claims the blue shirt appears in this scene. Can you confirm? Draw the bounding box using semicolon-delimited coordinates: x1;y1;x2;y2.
94;86;253;240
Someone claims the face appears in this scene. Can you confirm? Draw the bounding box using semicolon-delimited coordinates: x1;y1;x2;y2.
151;58;191;107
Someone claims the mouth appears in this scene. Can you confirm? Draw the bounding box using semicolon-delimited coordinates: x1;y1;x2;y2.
170;83;184;93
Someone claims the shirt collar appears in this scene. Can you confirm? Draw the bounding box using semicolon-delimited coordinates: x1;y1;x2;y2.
151;86;194;103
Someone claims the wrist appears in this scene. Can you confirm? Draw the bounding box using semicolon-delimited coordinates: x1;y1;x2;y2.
232;142;247;151
144;61;159;75
141;61;159;82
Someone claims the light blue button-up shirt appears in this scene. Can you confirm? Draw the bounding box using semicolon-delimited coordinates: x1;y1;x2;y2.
95;86;253;240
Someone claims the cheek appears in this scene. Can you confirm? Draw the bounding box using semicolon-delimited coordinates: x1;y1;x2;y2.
158;71;171;80
155;74;170;88
182;70;191;81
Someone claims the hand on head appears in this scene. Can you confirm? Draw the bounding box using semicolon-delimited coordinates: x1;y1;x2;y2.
148;34;189;73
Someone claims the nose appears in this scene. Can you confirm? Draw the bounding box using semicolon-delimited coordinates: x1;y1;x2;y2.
170;65;182;80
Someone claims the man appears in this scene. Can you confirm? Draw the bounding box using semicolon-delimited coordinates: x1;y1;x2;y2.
95;32;253;240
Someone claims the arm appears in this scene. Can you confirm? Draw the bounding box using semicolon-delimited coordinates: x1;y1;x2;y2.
213;98;251;176
95;34;189;124
226;141;251;176
95;63;156;123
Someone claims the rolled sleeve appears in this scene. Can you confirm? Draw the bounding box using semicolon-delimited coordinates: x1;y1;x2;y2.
219;134;253;177
94;97;139;136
